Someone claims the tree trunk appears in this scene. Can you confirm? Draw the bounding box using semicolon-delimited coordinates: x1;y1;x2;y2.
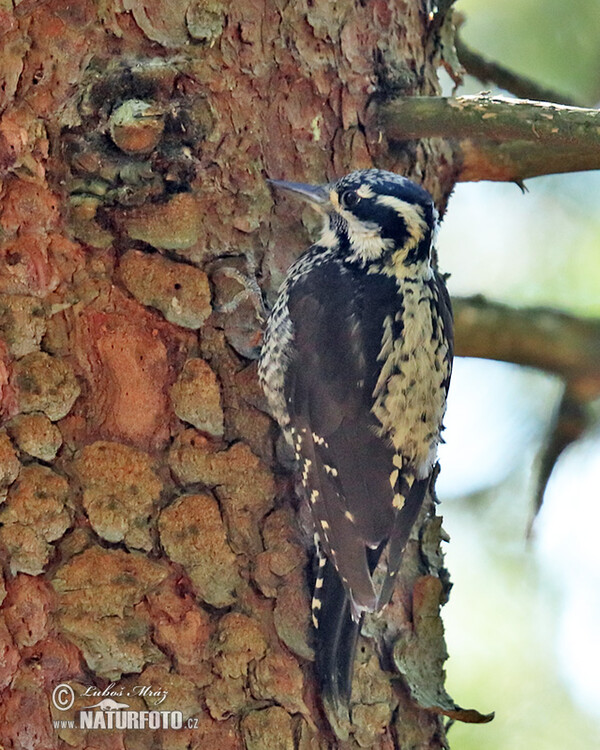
0;1;480;747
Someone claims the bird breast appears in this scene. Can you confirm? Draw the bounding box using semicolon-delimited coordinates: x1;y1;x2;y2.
371;277;450;479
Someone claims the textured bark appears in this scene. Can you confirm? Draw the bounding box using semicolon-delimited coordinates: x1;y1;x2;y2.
0;1;483;748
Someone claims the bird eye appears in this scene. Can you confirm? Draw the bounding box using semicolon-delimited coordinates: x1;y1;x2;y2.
340;190;359;209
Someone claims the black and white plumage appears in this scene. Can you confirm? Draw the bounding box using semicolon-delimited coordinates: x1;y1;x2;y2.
258;169;453;713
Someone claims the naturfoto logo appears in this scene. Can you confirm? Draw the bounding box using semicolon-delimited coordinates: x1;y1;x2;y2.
50;682;194;731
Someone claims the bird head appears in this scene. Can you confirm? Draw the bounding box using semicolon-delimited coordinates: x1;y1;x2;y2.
268;169;437;270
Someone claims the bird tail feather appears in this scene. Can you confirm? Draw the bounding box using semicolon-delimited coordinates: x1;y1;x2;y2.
314;555;362;718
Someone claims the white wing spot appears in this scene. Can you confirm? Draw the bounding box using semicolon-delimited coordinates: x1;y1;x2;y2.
344;510;355;523
315;577;323;589
393;493;406;510
389;469;399;488
324;464;338;477
312;614;319;628
393;454;403;469
321;520;330;531
312;599;322;610
310;489;319;504
301;459;312;484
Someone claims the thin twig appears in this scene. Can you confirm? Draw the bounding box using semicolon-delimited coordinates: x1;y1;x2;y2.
530;384;588;529
455;35;582;107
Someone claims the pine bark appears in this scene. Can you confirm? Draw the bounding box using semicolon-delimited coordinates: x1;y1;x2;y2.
0;1;482;747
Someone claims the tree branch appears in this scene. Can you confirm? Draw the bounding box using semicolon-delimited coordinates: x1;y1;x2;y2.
379;95;600;181
530;384;588;527
453;296;600;516
454;36;582;107
452;296;600;398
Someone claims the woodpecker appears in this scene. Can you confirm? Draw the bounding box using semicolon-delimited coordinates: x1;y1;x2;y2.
258;169;453;714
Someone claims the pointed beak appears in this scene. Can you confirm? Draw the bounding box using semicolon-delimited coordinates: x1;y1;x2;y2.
267;178;330;209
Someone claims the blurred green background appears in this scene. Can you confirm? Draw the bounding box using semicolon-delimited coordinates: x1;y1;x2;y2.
435;1;600;748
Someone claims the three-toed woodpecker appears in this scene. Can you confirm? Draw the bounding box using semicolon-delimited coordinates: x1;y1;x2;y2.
259;169;453;713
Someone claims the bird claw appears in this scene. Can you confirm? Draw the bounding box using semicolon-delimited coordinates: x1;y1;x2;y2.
211;263;267;321
209;258;267;360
